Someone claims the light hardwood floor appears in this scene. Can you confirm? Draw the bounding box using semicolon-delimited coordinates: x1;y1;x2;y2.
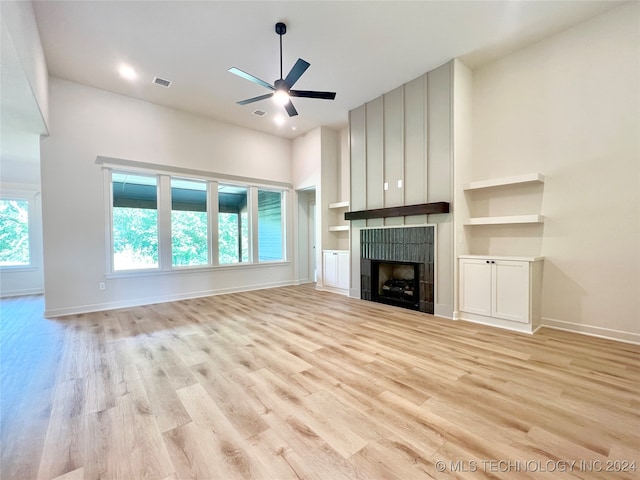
1;284;639;479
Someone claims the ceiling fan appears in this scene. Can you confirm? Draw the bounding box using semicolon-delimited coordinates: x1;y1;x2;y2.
228;22;336;117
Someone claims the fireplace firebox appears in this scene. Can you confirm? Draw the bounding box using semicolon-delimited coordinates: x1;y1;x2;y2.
360;226;434;314
372;261;420;310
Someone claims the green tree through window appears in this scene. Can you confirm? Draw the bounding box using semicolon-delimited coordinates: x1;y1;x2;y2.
171;179;208;266
112;173;158;270
0;199;30;266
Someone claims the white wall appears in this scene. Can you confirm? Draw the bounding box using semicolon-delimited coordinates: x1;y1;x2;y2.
41;77;295;316
452;59;474;319
292;128;321;191
291;126;341;289
0;0;49;130
471;3;640;341
0;0;48;296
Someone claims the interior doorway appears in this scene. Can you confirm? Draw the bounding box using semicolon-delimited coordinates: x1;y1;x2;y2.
296;188;316;284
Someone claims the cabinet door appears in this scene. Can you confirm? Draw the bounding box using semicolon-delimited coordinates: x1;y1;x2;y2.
323;252;338;287
336;252;350;290
459;259;492;316
492;261;530;323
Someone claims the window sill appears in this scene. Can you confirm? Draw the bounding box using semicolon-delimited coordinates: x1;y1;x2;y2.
0;265;38;272
106;261;291;279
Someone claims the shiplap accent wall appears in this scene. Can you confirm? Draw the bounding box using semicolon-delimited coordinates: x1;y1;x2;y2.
349;60;455;318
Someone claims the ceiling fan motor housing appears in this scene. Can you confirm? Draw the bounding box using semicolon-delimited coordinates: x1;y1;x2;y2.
275;22;286;35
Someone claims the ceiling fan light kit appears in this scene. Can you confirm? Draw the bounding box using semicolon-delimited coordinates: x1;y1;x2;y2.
228;22;336;117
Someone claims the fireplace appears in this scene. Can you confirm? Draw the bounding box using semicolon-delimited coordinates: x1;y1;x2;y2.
360;226;434;314
372;261;420;310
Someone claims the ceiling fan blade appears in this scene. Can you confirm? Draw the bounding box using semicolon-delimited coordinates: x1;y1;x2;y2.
228;67;274;91
237;93;274;105
283;58;310;88
290;90;337;100
284;100;298;117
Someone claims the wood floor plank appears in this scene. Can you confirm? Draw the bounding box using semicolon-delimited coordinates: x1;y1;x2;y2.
1;286;638;480
136;361;192;433
101;379;176;479
37;379;84;480
189;360;271;438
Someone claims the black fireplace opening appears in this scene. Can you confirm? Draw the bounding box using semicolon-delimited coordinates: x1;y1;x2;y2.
371;260;420;311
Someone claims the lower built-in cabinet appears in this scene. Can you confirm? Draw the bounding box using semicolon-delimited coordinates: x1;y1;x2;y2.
459;255;543;334
322;250;349;294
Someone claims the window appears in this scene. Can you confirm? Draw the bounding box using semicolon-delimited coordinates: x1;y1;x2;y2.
171;179;208;266
112;173;158;270
105;165;287;274
258;189;283;261
218;184;248;264
0;198;31;267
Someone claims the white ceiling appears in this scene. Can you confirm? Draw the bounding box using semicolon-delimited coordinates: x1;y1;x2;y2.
32;0;622;139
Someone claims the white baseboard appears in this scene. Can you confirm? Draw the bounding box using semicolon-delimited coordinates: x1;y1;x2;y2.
44;280;296;318
459;311;536;334
1;287;44;298
316;284;349;296
542;317;640;345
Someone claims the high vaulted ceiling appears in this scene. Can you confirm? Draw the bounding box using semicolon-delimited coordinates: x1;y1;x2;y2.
32;1;622;139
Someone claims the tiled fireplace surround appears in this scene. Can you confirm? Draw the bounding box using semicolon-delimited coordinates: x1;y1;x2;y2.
360;226;435;314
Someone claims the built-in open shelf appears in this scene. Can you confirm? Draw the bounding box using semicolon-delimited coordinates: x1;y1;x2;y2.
329;201;350;232
465;214;544;226
345;202;450;221
463;173;544;191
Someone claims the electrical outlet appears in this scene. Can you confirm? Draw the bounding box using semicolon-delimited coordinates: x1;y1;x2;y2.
99;282;106;291
397;179;403;188
384;182;389;191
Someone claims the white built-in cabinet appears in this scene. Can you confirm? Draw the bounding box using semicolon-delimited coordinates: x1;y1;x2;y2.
459;255;543;334
322;250;349;293
459;172;545;333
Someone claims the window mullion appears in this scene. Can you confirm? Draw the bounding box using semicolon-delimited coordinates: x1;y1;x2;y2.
209;180;219;266
158;174;172;270
103;168;115;274
281;190;288;262
250;186;259;263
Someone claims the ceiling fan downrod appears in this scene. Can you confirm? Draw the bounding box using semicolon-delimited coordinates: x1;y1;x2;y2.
275;22;286;81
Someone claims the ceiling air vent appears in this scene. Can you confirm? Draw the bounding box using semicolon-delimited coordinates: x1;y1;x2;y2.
252;109;267;117
153;77;172;88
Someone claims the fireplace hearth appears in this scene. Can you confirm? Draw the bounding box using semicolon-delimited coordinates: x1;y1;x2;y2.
360;226;434;314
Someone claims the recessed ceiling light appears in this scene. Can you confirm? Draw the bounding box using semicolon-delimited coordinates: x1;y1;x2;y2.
274;115;285;126
118;65;137;81
291;126;297;131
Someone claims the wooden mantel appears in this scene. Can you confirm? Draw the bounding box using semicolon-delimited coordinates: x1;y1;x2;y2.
344;202;450;221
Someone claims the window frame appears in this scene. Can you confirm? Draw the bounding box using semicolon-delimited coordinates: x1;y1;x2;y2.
103;165;289;278
217;182;250;266
170;177;210;268
256;187;286;263
109;170;161;273
0;190;39;271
